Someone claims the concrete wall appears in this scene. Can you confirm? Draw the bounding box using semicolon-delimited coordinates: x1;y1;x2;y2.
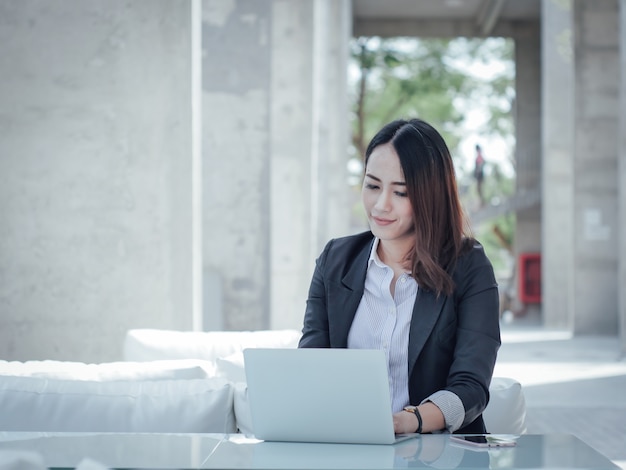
202;0;351;331
541;0;623;337
0;0;195;361
201;0;273;331
572;0;620;334
513;21;543;316
270;0;351;329
309;0;352;255
541;0;575;330
0;0;352;361
620;0;626;352
269;0;315;330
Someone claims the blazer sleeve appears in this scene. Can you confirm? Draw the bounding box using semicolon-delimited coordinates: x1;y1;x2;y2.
447;242;501;428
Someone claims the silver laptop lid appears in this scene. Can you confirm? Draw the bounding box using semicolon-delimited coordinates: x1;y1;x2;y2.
243;348;400;445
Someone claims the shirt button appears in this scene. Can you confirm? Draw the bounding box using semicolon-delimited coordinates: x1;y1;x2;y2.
401;277;406;283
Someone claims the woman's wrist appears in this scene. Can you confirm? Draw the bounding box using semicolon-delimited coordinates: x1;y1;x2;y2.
403;405;423;433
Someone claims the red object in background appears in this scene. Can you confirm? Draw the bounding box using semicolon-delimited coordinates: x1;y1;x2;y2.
518;253;541;304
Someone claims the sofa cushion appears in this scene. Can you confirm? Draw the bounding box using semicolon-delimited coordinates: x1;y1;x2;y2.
0;359;215;382
215;352;246;383
483;376;527;434
123;329;302;362
0;449;47;470
0;376;235;433
233;382;253;436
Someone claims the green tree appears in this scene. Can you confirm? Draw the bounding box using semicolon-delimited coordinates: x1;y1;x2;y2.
349;36;517;285
351;37;470;159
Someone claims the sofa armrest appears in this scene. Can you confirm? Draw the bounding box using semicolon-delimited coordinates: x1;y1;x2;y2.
483;376;527;434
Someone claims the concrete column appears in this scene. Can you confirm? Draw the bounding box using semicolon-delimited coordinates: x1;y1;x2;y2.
617;0;626;353
513;22;542;317
201;0;272;330
0;0;195;361
269;0;314;329
311;0;352;252
269;0;351;329
541;0;575;329
572;0;620;334
202;0;351;331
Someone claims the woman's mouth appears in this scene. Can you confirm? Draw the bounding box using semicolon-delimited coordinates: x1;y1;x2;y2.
372;216;394;226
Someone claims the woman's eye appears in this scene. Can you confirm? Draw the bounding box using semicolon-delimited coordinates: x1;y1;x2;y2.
395;191;408;197
365;183;379;190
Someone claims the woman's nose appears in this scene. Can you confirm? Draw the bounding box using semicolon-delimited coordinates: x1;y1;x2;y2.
374;191;391;212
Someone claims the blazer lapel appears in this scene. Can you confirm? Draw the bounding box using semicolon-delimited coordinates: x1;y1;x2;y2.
328;238;373;348
407;288;447;376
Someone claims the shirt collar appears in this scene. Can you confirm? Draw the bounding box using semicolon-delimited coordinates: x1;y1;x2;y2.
368;237;387;269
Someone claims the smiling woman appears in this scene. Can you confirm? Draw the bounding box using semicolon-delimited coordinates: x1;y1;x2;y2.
362;143;414;249
299;118;501;436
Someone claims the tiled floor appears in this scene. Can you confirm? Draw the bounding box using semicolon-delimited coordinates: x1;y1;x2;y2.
494;318;626;469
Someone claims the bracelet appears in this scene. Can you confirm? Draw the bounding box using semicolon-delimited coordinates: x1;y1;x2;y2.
414;408;423;433
403;406;423;433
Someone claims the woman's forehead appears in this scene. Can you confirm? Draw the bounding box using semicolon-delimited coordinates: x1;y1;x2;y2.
366;144;405;179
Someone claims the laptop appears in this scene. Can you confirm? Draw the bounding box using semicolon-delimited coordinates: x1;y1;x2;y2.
243;348;419;445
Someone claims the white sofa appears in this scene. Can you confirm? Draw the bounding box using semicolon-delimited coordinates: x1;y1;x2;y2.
0;329;526;435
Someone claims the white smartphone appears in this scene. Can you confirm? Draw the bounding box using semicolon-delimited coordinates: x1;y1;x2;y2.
450;435;518;448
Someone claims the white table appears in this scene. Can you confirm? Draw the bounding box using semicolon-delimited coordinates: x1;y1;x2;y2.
0;432;620;469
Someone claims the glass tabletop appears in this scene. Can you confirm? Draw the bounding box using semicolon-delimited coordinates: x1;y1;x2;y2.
0;432;619;469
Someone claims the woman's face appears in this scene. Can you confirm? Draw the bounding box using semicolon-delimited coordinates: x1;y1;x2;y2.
362;143;414;244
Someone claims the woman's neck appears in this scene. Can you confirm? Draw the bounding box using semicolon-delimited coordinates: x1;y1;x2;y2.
377;238;413;272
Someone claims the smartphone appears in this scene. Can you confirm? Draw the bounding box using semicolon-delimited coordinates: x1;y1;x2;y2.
450;435;517;448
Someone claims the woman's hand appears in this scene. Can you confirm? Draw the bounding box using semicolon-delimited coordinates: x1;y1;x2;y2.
393;410;420;434
394;402;446;434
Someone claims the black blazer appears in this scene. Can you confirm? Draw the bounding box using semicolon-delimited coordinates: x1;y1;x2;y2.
299;231;501;434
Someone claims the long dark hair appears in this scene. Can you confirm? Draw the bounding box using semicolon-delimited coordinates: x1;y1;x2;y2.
364;118;472;296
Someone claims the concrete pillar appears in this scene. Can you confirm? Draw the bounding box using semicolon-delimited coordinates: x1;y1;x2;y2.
513;22;542;317
0;0;195;361
572;0;620;334
269;0;315;329
203;0;351;331
541;0;575;329
271;0;351;329
307;0;352;326
617;0;626;353
202;0;272;330
310;0;352;253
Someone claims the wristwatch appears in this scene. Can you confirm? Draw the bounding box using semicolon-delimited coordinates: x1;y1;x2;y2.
403;405;423;433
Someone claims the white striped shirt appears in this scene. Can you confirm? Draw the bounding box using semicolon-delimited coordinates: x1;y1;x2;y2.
347;238;414;413
347;238;464;432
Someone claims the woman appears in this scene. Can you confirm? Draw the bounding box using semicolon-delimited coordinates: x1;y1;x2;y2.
299;118;500;435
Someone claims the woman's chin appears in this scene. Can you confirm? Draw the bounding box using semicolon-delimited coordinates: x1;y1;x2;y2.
370;226;415;244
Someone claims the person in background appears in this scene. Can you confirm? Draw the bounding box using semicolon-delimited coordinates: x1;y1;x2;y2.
474;144;486;207
299;118;500;435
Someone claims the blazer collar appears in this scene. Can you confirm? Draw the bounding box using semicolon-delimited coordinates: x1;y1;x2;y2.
329;237;375;348
341;236;375;291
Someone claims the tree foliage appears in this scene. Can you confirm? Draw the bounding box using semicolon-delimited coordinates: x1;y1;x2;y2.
350;36;514;166
351;37;469;158
349;36;517;276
